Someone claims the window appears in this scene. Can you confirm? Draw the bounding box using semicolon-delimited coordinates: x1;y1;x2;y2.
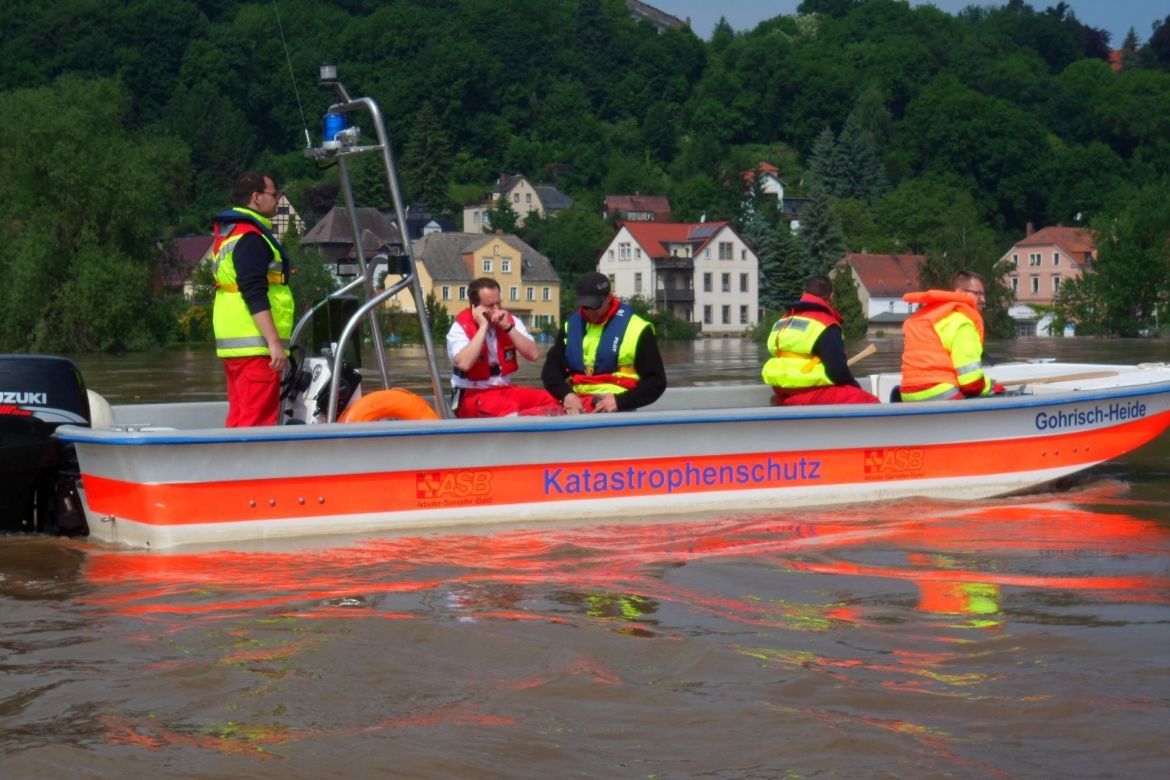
721;273;731;292
441;286;450;301
1011;277;1019;292
635;248;641;259
703;273;712;292
1012;253;1019;266
721;305;731;324
525;193;531;204
703;305;712;324
1030;276;1039;293
1029;252;1041;267
513;193;520;204
740;305;749;324
458;286;467;300
483;259;492;273
608;249;614;260
1053;252;1060;267
634;272;643;294
1052;275;1061;292
718;242;733;260
502;259;511;273
741;249;747;260
740;273;749;293
510;286;519;301
619;242;631;260
527;286;535;301
543;286;551;301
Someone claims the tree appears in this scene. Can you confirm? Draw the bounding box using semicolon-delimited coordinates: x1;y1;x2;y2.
831;266;868;341
484;196;520;234
1057;183;1170;336
0;76;190;351
399;103;453;214
800;187;846;277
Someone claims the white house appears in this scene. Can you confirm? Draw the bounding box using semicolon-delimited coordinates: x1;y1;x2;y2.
835;253;927;331
597;221;759;335
462;174;574;231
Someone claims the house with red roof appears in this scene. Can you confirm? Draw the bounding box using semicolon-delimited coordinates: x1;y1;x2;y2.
998;224;1096;336
597;221;759;335
999;224;1095;308
835;253;927;331
602;194;672;223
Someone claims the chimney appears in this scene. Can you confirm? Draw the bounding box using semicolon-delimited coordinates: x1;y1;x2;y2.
1025;221;1034;236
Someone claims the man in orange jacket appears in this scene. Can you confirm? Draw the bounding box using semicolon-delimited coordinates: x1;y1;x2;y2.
900;270;1003;402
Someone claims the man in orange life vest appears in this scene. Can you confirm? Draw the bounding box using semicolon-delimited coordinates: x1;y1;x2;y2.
761;275;879;405
541;271;667;413
899;270;1004;402
446;277;560;417
211;171;293;427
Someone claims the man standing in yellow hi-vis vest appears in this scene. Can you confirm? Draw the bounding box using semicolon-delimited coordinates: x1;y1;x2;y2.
211;171;293;427
541;271;667;413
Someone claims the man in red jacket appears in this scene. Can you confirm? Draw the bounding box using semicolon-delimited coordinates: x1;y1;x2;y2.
446;277;559;417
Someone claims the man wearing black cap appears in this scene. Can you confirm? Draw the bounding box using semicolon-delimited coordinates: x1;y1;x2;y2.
541;271;667;413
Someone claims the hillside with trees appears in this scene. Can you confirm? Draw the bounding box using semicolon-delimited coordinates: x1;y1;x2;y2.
1;0;1169;350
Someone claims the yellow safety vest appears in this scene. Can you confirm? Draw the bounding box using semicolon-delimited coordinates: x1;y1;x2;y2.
211;208;293;359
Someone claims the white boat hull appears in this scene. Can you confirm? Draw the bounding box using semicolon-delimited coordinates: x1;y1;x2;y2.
57;362;1170;550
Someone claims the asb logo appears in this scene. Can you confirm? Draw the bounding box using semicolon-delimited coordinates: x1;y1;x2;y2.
416;471;492;500
863;448;925;476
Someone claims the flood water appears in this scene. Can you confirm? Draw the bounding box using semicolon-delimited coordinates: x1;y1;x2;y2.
4;337;1170;777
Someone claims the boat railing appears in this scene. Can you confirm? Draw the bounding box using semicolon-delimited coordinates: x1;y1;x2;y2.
292;65;451;422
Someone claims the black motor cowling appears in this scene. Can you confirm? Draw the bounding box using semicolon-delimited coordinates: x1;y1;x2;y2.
0;355;91;536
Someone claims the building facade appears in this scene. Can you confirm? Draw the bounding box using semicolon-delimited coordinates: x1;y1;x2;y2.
385;232;561;331
597;221;759;335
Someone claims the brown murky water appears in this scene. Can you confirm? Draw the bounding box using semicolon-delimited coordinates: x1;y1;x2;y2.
3;337;1170;777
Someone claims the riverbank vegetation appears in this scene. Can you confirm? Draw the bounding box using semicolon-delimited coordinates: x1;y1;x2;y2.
1;0;1169;351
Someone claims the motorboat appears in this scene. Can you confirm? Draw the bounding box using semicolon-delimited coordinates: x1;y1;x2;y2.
10;69;1170;550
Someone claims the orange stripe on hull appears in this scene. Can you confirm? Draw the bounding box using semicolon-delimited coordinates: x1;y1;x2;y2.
80;412;1170;528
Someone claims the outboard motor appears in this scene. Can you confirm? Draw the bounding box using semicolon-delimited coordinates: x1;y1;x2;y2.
0;355;90;536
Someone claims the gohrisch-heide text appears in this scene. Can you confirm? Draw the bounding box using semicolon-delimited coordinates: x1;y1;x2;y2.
1034;401;1147;431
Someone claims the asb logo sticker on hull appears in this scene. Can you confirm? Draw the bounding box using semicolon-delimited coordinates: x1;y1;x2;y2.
416;471;493;508
863;448;925;481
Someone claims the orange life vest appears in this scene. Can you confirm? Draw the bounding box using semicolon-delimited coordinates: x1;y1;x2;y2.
901;290;984;395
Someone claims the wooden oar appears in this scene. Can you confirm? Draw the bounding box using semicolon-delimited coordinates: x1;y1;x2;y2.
847;343;877;367
998;370;1119;387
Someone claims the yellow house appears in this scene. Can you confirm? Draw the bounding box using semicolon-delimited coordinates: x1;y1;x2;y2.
386;231;562;330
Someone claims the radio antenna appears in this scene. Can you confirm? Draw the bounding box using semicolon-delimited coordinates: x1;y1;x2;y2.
272;0;312;149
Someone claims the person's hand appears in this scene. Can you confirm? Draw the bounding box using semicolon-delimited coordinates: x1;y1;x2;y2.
268;340;288;372
561;393;585;415
591;393;618;413
472;305;490;327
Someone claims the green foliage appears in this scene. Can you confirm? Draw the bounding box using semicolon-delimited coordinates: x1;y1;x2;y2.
4;0;1170;350
800;187;846;277
520;204;612;287
424;290;453;342
626;295;697;341
399;103;453;214
0;76;190;352
1054;183;1170;336
831;267;868;341
485;196;520;235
